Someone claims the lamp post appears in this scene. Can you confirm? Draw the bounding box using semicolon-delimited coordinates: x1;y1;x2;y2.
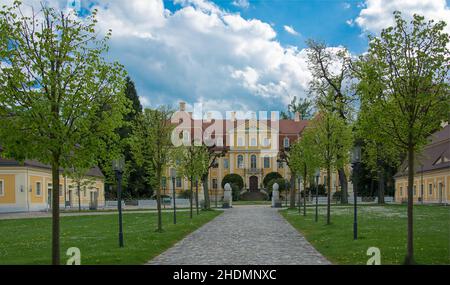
315;169;320;222
195;178;199;215
298;176;302;214
170;168;177;225
112;156;125;248
351;145;361;240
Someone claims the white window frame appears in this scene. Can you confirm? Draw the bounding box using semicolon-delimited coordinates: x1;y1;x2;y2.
237;155;244;169
0;179;4;196
36;181;42;197
251;155;257;169
176;177;182;188
264;157;269;168
223;158;229;169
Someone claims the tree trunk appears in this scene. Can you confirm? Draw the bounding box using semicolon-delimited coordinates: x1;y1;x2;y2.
404;144;415;265
156;169;163;232
338;168;348;204
78;183;81;212
51;159;60;265
202;175;210;210
290;173;296;208
378;168;385;204
190;176;193;219
327;167;331;225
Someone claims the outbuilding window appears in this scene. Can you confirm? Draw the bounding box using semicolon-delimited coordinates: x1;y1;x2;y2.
0;179;4;196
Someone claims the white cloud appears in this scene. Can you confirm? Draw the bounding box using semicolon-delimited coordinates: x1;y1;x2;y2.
342;2;351;9
355;0;450;34
232;0;250;9
1;0;338;113
283;25;299;36
346;19;354;27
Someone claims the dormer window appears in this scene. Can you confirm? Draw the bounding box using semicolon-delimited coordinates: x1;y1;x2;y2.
434;155;449;165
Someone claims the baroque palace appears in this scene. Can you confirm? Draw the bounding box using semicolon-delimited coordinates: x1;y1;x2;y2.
162;102;350;201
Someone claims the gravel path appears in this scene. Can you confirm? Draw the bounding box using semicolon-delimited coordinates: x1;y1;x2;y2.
148;205;330;265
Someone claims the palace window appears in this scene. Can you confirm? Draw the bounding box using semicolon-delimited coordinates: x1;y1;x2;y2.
176;177;182;188
277;161;284;168
223;158;229;169
264;157;270;168
283;137;290;148
237;155;244;168
36;182;41;196
212;179;218;189
59;184;63;196
83;187;87;197
262;137;270;147
400;187;403;196
238;137;244;147
413;185;416;196
429;184;433;195
250;138;257;146
0;179;4;196
251;155;257;169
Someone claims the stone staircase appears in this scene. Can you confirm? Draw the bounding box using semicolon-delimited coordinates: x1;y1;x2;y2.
240;191;268;201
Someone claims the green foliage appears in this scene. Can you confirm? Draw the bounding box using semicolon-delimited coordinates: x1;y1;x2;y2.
288;96;313;119
354;12;449;154
129;106;174;188
231;184;240;201
172;144;209;185
262;172;282;187
267;178;287;195
129;106;174;231
221;173;244;190
290;133;320;182
0;2;128;171
303;111;353;173
177;190;192;199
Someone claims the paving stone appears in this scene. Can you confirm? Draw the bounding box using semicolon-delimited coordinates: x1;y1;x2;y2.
147;205;330;265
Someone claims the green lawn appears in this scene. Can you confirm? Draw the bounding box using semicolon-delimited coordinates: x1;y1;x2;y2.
280;204;450;265
0;210;221;265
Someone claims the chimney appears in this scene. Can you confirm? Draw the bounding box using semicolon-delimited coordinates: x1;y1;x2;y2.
231;111;236;121
294;112;301;122
206;112;212;122
179;101;186;112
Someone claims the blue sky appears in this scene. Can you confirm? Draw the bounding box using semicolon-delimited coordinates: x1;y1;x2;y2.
2;0;449;114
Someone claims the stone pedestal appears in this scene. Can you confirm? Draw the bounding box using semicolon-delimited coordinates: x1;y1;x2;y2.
223;183;232;208
272;183;282;208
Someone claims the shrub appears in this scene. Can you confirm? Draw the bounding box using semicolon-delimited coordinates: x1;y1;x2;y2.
221;174;244;190
267;178;287;196
177;190;192;199
263;172;282;187
231;184;240;201
332;191;349;200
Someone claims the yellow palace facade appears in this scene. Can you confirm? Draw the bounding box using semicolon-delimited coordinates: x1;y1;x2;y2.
395;124;450;204
0;158;105;213
163;102;350;200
